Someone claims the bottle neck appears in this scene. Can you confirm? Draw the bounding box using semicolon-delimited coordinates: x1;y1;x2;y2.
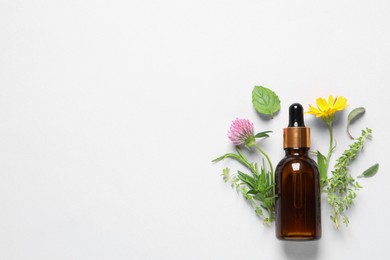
284;147;309;156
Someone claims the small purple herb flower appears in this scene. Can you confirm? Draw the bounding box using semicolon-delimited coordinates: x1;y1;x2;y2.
228;118;255;147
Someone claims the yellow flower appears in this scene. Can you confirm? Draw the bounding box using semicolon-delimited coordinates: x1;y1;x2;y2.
306;96;348;123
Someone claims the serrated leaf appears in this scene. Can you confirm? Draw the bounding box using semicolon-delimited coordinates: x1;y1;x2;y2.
254;130;272;138
358;163;379;178
317;151;327;187
347;107;366;139
252;86;280;118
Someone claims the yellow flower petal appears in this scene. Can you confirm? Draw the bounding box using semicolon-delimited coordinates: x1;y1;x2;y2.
306;105;321;115
333;96;348;111
328;96;334;107
316;97;329;111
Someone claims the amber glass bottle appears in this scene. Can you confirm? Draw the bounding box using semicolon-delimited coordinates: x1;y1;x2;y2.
275;103;321;241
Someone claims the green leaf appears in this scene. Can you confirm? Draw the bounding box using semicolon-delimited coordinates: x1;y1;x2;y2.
347;107;366;139
317;151;327;187
247;189;259;195
252;86;280;118
255;207;264;217
221;168;230;183
255;131;272;139
212;150;251;170
348;107;366;124
237;170;256;189
358;163;379;178
212;153;240;163
253;193;265;201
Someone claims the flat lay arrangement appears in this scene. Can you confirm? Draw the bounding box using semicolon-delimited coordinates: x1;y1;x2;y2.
213;86;379;240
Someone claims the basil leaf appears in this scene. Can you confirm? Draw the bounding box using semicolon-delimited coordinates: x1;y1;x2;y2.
252;86;280;118
347;107;365;139
358;163;379;178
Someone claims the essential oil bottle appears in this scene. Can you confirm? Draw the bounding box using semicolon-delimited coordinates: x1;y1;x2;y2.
275;103;321;240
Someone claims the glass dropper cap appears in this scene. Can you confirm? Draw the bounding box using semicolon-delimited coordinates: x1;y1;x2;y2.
283;103;310;148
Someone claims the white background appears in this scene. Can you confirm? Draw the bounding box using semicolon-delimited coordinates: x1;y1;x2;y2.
0;0;389;259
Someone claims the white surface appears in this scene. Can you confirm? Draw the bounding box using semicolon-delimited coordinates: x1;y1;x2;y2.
0;0;389;259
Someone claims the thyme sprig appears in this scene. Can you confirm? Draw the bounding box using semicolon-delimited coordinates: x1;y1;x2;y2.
326;128;372;228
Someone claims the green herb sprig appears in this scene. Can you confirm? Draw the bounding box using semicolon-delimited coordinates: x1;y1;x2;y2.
326;128;372;228
213;147;275;224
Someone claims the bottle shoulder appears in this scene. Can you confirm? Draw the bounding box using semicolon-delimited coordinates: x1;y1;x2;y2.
276;155;319;171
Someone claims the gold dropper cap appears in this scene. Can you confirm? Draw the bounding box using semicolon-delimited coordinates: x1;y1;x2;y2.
283;103;310;148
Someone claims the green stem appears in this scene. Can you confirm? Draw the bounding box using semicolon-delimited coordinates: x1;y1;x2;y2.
326;122;334;174
254;143;274;174
268;208;275;223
